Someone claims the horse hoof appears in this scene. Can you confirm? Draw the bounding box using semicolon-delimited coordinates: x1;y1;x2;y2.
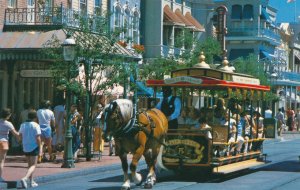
133;173;143;186
144;183;153;189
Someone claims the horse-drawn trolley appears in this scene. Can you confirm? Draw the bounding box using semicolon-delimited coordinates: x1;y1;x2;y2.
146;55;272;174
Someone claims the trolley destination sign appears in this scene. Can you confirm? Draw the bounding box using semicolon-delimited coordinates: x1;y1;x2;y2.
164;76;203;84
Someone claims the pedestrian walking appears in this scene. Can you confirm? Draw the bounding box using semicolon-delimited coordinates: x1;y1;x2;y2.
37;100;55;162
19;110;41;188
52;99;66;153
20;103;34;123
0;108;19;182
286;107;295;131
295;108;300;131
93;104;104;158
276;108;285;136
69;104;81;161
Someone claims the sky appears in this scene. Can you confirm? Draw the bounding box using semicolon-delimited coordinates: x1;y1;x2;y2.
269;0;300;23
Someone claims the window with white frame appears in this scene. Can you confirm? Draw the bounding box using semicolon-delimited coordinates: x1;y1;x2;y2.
8;0;16;8
94;0;102;15
80;0;87;15
114;6;122;29
124;8;131;41
27;0;34;6
132;11;139;44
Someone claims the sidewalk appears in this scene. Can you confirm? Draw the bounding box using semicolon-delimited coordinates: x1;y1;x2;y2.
1;144;127;189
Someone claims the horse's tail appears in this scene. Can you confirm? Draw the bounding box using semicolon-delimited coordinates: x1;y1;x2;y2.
156;142;168;172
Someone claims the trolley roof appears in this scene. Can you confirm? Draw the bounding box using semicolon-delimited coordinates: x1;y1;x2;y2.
146;67;270;91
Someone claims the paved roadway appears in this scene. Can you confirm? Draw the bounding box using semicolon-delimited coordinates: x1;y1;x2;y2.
17;137;300;190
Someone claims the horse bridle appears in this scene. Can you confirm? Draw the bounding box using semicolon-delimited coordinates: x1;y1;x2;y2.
104;101;136;138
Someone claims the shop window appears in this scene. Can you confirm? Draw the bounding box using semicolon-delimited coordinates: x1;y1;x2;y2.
231;5;242;19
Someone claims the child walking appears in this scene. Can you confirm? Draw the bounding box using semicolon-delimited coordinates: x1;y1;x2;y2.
19;110;42;188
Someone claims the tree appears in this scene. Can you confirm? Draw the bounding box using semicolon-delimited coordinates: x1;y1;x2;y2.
140;35;222;80
233;54;278;101
42;13;138;160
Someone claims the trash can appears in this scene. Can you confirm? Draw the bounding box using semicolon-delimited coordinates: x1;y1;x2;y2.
263;118;277;138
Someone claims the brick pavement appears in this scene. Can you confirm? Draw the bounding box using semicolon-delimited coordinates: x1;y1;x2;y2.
1;144;129;189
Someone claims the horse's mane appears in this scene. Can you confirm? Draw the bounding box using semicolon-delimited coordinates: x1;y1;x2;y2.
113;99;133;122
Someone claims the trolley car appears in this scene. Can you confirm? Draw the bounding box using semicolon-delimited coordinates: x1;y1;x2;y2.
145;55;272;174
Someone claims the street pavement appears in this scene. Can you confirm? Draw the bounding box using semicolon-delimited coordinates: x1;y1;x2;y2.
1;131;300;190
1;143;131;189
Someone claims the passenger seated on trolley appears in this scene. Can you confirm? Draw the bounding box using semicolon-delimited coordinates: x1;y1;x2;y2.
232;114;245;155
241;111;253;154
206;107;219;125
186;107;200;127
253;111;264;138
220;111;237;155
193;117;212;139
178;107;190;126
214;98;227;123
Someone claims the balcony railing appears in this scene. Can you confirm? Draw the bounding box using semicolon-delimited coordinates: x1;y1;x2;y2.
4;6;107;33
161;45;185;58
227;28;281;44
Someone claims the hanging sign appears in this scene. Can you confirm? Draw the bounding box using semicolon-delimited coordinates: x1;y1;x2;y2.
20;70;53;78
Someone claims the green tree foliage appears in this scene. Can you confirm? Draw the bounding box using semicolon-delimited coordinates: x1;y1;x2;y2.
233;54;278;101
140;35;221;79
41;15;137;119
233;54;269;85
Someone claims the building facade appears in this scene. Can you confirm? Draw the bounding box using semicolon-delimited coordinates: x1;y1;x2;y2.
0;0;139;121
140;0;205;59
214;0;300;112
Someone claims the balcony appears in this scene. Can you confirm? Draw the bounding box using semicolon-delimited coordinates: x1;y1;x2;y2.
4;6;107;33
161;45;184;58
227;28;281;45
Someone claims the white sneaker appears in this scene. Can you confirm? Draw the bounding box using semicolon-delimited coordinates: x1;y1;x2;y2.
21;178;28;189
31;180;38;187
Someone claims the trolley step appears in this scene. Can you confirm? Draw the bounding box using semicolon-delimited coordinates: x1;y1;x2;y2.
213;158;265;174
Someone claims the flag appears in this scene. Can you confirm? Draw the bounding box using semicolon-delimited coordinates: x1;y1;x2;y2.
287;0;296;3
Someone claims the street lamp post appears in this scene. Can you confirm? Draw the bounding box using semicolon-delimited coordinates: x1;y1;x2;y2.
61;34;76;168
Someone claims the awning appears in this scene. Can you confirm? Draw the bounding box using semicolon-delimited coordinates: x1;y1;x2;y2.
228;49;254;60
163;5;185;26
260;50;275;60
174;9;194;29
184;12;205;32
0;30;139;60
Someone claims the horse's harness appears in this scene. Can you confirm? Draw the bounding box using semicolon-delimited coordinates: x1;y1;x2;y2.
104;102;167;147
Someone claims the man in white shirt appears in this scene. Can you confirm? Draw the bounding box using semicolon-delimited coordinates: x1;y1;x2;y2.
37;100;55;162
52;100;66;152
264;106;272;118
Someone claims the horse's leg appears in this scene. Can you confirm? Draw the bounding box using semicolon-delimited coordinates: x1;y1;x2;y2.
130;133;146;186
144;144;160;189
119;152;130;190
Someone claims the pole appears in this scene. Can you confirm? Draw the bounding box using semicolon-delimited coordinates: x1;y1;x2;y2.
295;1;297;23
62;61;75;168
84;60;92;161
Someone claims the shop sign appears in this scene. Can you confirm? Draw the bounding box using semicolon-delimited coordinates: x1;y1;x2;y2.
20;70;53;78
